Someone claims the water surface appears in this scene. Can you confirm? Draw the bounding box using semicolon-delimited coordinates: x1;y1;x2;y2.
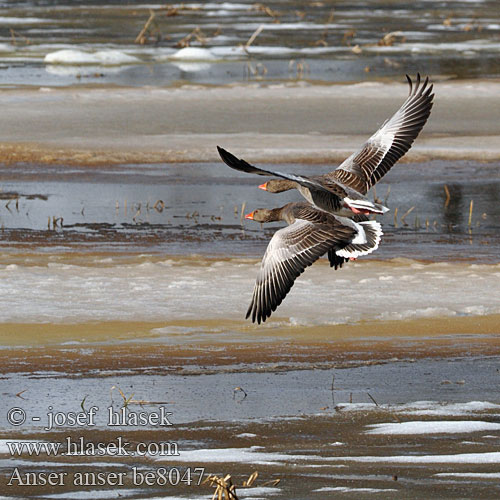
1;0;499;88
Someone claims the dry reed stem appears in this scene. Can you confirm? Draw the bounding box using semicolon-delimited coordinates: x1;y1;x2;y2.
240;201;246;225
444;184;451;208
400;206;415;225
468;199;474;226
135;10;156;44
205;474;239;500
243;471;258;487
246;24;264;48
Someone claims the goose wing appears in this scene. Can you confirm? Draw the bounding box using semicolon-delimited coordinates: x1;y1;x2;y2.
329;74;434;194
217;145;346;198
247;213;355;324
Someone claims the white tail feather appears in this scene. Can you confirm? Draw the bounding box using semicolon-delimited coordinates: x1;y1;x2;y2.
337;220;383;258
345;197;389;215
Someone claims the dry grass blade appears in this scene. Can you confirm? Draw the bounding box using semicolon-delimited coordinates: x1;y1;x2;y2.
252;3;280;19
153;199;165;212
205;474;239;500
341;29;356;46
176;27;207;48
240;201;247;225
443;184;451;208
135;9;164;45
10;28;31;46
243;471;258;487
400;206;414;226
468;199;474;226
261;478;281;486
110;386;134;408
378;31;405;46
246;24;264;48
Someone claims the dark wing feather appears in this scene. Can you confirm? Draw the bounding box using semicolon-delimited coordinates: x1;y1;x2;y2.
329;74;434;194
327;249;348;270
247;217;355;324
217;146;345;198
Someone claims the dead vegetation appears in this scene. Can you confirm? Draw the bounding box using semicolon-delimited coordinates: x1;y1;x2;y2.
204;471;281;500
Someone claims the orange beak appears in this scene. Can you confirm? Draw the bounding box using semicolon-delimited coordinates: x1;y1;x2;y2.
245;211;254;220
258;182;268;191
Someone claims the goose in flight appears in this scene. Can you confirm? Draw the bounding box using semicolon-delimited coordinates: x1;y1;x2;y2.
244;202;382;324
217;74;434;216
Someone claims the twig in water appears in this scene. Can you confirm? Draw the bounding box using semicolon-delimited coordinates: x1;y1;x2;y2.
400;206;414;226
233;386;247;401
204;474;239;500
81;395;88;412
384;186;391;205
240;201;247;225
330;373;335;408
246;24;264;48
444;184;451;208
243;471;258;487
468;199;474;226
135;10;162;44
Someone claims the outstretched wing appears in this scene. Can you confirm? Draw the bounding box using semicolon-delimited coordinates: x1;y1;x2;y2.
330;74;434;194
217;145;345;198
247;217;355;324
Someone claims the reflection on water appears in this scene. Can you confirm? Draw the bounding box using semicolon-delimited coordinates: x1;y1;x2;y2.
0;1;499;87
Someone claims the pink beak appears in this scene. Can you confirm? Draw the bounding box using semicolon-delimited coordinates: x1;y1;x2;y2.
258;182;267;191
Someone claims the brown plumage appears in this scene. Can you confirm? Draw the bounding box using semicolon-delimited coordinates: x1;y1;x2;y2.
244;202;382;324
217;74;434;216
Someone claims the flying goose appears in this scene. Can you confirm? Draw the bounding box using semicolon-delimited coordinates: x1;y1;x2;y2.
217;74;434;216
244;202;382;323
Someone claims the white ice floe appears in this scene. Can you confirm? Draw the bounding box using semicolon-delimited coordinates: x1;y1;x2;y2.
397;401;500;417
44;49;139;65
1;259;500;325
170;47;217;61
314;487;398;493
154;446;306;465
435;472;500;479
365;420;500;435
0;16;54;24
238;486;281;498
336;401;500;417
335;452;500;464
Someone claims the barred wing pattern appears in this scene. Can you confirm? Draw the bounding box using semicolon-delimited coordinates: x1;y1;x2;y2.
246;217;355;324
331;74;434;194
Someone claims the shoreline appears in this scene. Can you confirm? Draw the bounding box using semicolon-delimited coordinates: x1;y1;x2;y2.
1;80;499;165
